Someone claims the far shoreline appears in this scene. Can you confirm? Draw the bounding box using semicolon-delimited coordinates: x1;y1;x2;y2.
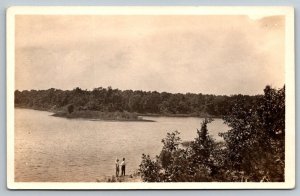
14;106;223;121
52;112;155;122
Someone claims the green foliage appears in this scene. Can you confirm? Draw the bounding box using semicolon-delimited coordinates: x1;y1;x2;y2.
139;85;285;182
161;130;181;152
221;85;285;181
14;86;258;117
189;118;220;177
139;154;163;182
67;104;74;114
159;149;172;169
15;85;285;182
52;110;140;121
140;119;220;182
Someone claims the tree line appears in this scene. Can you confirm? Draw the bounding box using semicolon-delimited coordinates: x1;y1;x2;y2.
15;86;260;117
139;85;285;182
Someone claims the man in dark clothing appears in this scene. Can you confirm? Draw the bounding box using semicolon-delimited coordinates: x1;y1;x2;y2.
120;158;126;176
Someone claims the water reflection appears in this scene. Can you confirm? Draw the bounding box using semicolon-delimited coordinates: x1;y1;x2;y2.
14;108;229;182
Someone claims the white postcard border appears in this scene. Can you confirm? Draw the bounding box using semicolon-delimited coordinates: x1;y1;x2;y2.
6;6;295;189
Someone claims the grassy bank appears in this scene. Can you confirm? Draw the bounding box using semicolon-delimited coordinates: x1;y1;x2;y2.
15;105;218;121
138;112;221;118
52;110;155;122
96;170;142;182
16;105;219;121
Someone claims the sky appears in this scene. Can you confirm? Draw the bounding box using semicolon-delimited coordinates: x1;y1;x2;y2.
15;15;285;95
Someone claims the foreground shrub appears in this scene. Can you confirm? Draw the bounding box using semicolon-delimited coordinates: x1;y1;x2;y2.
139;85;285;182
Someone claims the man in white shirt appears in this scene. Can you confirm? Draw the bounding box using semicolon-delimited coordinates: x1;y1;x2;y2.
115;158;120;177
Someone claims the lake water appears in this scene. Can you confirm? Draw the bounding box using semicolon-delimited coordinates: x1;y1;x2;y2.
14;108;229;182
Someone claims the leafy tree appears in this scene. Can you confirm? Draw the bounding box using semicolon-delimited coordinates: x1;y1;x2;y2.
139;154;163;182
140;119;219;182
159;130;181;170
220;85;285;181
161;130;181;152
128;94;142;112
14;85;285;182
189;118;219;177
14;86;258;117
138;85;285;182
67;104;74;114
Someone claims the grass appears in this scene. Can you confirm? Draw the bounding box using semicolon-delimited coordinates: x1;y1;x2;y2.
96;171;142;182
52;110;155;122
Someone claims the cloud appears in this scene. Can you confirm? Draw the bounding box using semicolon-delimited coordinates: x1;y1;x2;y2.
15;15;285;95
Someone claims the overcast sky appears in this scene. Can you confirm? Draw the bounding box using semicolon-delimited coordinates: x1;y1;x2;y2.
15;15;285;95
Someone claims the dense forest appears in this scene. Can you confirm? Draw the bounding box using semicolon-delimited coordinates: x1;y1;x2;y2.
15;85;285;182
15;86;260;117
139;85;285;182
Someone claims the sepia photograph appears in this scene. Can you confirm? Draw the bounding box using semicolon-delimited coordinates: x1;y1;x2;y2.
6;6;295;189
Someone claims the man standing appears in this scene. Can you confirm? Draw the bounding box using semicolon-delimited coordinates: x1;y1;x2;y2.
115;158;120;177
120;158;126;176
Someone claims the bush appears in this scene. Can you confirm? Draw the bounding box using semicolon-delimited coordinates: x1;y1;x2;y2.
67;104;74;114
139;154;163;182
221;85;285;181
139;85;285;182
140;119;218;182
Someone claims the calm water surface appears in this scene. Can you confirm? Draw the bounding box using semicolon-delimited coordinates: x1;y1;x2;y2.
15;108;229;182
